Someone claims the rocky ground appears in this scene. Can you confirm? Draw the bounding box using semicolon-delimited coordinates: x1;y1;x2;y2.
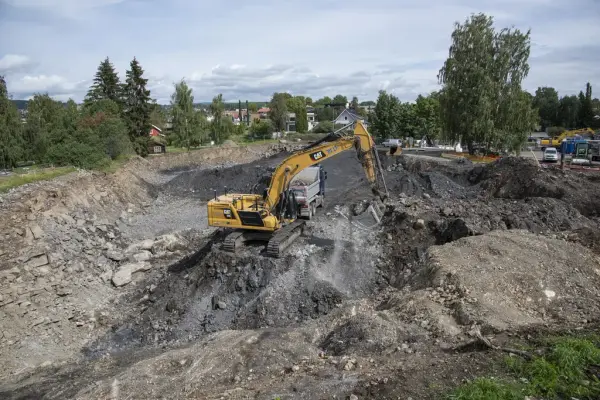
1;146;600;399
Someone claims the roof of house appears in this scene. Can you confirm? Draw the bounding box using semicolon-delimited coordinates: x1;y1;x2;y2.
335;108;363;121
151;124;162;132
258;107;270;113
529;132;549;138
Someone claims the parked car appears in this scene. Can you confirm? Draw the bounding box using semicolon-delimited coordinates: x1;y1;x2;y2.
382;139;402;148
543;147;558;162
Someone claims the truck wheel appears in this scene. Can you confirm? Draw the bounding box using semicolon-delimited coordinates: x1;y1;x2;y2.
307;204;313;220
312;203;317;217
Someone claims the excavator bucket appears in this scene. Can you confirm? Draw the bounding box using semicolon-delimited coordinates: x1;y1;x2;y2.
387;145;402;156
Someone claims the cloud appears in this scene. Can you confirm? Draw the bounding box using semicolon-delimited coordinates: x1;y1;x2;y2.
0;54;36;74
7;74;89;100
1;0;599;103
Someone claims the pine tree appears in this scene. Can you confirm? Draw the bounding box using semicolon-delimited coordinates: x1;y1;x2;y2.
245;100;250;125
122;57;152;156
84;57;122;106
0;76;25;168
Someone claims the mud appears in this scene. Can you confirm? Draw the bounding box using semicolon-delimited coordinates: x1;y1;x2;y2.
2;150;600;400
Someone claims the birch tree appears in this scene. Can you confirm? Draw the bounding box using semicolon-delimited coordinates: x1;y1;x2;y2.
438;13;537;154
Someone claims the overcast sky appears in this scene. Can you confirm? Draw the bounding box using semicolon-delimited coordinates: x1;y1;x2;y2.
1;0;599;104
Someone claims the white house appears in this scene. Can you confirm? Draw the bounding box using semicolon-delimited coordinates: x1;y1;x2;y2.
334;108;366;126
307;111;316;131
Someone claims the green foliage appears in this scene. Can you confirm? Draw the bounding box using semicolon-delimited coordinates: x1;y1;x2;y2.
371;90;399;139
414;93;442;140
0;167;76;193
312;121;334;133
438;13;537;154
447;378;523;400
449;336;600;400
533;87;560;129
331;94;347;105
170;80;205;149
513;337;600;399
209;94;232;144
579;83;595;128
84;57;122;107
248;102;258;113
45;101;131;168
286;96;308;133
0;76;24;169
122;57;152;156
269;92;288;132
558;95;581;129
547;126;566;136
249;119;274;138
149;102;167;130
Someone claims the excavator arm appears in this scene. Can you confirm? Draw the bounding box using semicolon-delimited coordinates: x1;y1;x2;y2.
264;121;385;212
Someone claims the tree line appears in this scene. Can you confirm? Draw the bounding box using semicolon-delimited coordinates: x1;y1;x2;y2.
3;13;599;168
0;57;241;169
532;83;599;134
369;13;599;154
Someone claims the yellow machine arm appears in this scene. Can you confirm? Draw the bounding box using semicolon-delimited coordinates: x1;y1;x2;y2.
264;121;385;211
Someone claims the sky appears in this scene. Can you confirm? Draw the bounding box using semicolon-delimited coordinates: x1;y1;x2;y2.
0;0;599;104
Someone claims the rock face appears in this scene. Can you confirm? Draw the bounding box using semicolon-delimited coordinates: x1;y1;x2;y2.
0;144;282;378
112;262;152;287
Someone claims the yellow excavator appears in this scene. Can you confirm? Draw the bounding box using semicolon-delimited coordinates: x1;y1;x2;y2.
540;128;594;150
206;121;390;257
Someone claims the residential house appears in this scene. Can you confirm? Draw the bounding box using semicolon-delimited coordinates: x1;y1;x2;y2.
148;125;166;154
258;107;270;120
307;110;316;131
333;108;366;126
286;112;296;132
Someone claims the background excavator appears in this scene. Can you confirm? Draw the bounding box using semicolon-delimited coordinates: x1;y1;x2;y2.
206;121;390;257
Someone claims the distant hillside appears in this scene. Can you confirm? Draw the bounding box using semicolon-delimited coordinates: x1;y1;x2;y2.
12;100;270;111
11;100;29;110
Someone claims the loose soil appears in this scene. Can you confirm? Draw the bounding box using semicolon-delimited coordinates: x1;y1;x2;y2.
1;148;600;399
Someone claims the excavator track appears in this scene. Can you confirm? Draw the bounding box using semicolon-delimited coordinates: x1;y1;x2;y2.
266;220;306;258
222;230;246;253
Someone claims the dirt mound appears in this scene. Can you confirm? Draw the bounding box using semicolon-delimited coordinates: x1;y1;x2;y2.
221;139;238;147
425;230;600;332
84;209;384;356
164;153;287;199
469;157;565;199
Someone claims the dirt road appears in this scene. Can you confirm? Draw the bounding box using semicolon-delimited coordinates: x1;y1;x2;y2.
1;146;600;399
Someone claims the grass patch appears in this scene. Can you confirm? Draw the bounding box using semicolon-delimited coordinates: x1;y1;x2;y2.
447;378;523;400
0;166;77;193
165;146;206;153
100;155;134;174
447;336;600;400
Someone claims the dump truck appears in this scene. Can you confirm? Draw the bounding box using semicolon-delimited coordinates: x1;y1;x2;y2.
289;165;326;220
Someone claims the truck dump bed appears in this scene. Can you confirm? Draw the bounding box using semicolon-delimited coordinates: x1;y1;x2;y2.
290;167;320;205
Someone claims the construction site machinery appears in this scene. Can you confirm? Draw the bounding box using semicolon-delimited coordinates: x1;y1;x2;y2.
289;165;325;220
540;128;594;150
206;121;389;258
